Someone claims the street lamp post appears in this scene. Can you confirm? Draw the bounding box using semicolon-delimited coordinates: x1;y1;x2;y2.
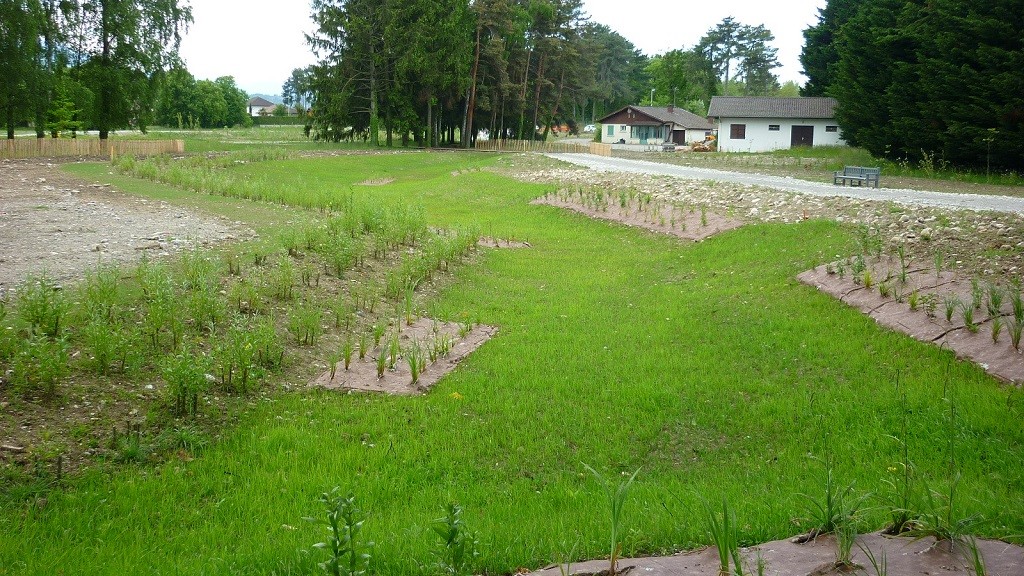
650;88;655;106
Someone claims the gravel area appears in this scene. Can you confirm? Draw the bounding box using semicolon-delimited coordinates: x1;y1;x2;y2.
547;153;1024;213
0;159;254;292
497;154;1024;284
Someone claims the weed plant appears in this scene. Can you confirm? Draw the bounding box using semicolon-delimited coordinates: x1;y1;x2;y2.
432;504;479;576
17;275;70;338
161;348;208;418
304;488;373;576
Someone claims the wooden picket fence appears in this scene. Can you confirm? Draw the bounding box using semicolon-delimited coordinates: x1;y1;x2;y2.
1;138;184;160
474;139;612;156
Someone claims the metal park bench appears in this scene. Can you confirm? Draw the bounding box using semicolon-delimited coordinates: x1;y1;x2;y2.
833;166;881;188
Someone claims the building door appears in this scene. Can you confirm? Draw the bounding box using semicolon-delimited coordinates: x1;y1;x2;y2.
791;125;814;147
673;130;686;145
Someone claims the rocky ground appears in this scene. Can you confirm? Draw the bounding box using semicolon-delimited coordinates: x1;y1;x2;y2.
0;158;254;294
495;154;1024;286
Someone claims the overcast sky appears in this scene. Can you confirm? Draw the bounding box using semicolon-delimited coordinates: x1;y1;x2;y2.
177;0;827;96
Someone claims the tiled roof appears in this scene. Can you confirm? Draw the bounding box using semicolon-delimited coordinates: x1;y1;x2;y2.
635;106;714;130
597;105;714;129
707;96;837;119
248;97;275;107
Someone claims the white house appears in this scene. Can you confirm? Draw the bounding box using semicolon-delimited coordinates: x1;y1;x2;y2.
247;96;276;117
597;105;714;146
707;96;844;152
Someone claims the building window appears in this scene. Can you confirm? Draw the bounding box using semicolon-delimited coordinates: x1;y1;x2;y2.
607;125;614;137
730;124;746;139
620;125;627;131
768;124;780;131
826;125;839;132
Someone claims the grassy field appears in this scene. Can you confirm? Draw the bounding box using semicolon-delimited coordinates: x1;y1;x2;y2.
2;150;1023;575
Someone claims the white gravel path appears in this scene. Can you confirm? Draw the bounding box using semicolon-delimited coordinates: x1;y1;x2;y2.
547;153;1024;214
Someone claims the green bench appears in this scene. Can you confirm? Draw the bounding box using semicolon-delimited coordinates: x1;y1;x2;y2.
833;166;881;188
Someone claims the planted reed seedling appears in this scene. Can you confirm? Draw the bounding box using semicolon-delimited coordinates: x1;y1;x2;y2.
303;488;374;576
288;302;323;345
908;289;920;311
703;497;739;576
943;295;960;323
583;464;640;576
799;462;867;539
970;278;983;310
358;332;369;360
878;282;891;298
342;338;354;371
964;536;987;576
406;343;423;385
1009;318;1023;351
375;352;386;379
990;316;1003;344
328;350;341;380
933;250;944;278
960;302;978;333
834;518;858;568
1010;287;1024;322
372;323;386;348
862;269;873;289
986;283;1003;317
922;293;938;317
857;543;887;576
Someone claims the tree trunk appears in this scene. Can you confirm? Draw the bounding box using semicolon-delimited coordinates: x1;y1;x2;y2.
518;48;532;139
426;93;433;148
463;21;483;147
369;39;379;147
531;56;546;141
98;0;111;141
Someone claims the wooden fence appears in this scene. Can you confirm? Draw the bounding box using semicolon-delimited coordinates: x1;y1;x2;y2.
474;139;611;156
1;138;184;160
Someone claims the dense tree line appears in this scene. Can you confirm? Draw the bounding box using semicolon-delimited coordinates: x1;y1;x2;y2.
0;0;191;139
156;67;250;129
306;1;783;145
802;0;1024;171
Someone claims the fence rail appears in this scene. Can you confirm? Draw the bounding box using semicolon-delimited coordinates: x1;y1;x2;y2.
475;139;609;155
1;138;184;160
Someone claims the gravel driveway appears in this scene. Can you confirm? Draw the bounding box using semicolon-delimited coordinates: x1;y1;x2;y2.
547;153;1024;213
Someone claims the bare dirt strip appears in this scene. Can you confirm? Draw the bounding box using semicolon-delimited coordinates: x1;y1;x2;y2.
310;317;497;395
528;532;1023;576
798;261;1023;384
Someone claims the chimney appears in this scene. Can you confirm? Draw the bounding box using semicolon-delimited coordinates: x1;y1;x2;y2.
667;104;674;113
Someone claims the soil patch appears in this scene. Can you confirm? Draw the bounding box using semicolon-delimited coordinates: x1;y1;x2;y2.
478;236;532;249
530;532;1024;576
356;178;395;186
0;159;251;292
310;318;497;394
799;259;1023;384
532;189;744;242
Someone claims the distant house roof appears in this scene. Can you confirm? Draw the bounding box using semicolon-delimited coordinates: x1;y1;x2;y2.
597;105;714;130
248;96;275;108
707;97;837;119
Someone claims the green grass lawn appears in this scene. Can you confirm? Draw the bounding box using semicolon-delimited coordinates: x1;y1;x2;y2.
2;152;1022;575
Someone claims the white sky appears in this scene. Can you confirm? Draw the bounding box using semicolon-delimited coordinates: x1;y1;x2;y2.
177;0;826;96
